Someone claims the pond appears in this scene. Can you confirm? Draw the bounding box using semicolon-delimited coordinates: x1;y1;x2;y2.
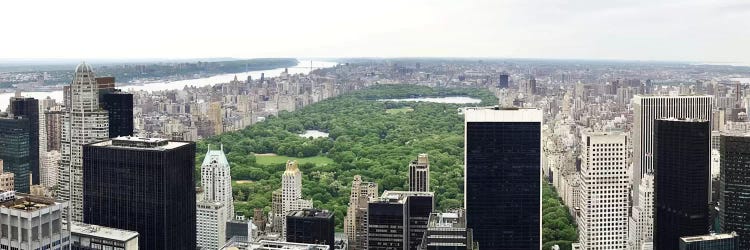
299;130;329;138
377;96;481;104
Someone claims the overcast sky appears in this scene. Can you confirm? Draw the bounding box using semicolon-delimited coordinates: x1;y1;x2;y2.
1;0;748;64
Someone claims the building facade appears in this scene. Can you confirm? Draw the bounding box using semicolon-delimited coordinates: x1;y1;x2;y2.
9;97;40;186
201;145;235;219
100;91;134;138
82;137;196;250
719;134;750;249
41;150;60;188
653;118;711;250
344;175;378;250
464;107;542;249
0;113;31;192
0;160;14;192
367;191;433;250
0;191;70;250
409;153;430;192
59;62;110;222
578;132;629;250
629;174;654;250
197;201;227;250
286;209;335;249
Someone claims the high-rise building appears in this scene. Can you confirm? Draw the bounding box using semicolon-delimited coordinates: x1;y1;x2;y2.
0;112;31;192
286;209;335;249
9;97;40;186
679;232;739;250
274;161;312;236
83;137;196;250
0;190;71;250
197;201;227;250
632;95;712;199
44;107;63;151
654;118;711;250
498;74;509;89
367;191;434;250
578;132;629;250
417;209;474;250
719;134;750;249
464;107;542;249
69;222;140;250
409;153;430;192
100;91;134;138
201;145;235;219
209;101;223;135
59;62;109;222
629;174;655;250
0;160;15;191
344;175;379;250
41;150;60;188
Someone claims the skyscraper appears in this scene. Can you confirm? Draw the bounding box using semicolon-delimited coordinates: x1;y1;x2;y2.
0;112;31;192
653;118;711;250
59;62;109;222
83;137;196;250
409;153;430;192
100;90;134;138
44;107;63;151
498;74;509;89
286;209;335;249
201;145;235;219
196;200;227;250
274;161;312;236
631;95;712;248
418;209;474;250
344;175;379;250
629;174;655;249
464;107;542;249
367;191;434;250
9;97;40;186
578;132;629;250
719;134;750;249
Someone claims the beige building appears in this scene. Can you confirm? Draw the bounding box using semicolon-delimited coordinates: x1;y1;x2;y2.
343;175;378;250
271;161;312;236
0;160;15;191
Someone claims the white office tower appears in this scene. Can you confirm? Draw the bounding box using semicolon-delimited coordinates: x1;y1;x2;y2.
197;201;227;250
42;150;60;188
409;153;430;192
577;132;629;250
201;145;235;219
631;95;712;197
628;174;654;250
58;62;109;222
280;161;312;236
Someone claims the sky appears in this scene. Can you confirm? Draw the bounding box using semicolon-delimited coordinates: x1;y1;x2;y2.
1;0;749;64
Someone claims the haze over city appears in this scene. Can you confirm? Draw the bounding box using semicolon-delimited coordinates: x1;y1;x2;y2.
1;0;749;64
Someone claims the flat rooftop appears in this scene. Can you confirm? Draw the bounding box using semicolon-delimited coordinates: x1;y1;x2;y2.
0;191;59;212
463;106;543;122
88;136;188;150
69;222;139;242
680;232;738;243
427;211;467;228
375;190;434;204
288;209;333;219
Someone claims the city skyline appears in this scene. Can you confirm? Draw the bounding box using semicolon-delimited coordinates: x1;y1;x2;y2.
1;0;749;65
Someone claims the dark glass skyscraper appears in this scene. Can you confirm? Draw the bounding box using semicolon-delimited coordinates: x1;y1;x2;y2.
654;118;711;250
100;91;134;138
286;209;335;249
464;107;542;250
498;74;509;89
719;134;750;249
0;113;31;192
9;97;39;185
83;137;196;250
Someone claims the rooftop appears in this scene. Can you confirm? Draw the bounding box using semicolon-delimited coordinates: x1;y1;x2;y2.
68;222;139;242
427;210;467;229
463;106;543;122
680;232;738;243
656;117;709;122
375;190;434;204
288;209;333;219
88;136;189;150
0;191;60;212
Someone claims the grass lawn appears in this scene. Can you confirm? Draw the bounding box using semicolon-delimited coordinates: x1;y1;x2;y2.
386;107;414;114
254;154;334;166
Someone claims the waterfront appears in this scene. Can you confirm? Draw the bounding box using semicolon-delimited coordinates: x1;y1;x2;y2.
0;60;337;109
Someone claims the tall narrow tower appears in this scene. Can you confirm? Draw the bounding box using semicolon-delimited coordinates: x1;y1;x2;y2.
59;62;109;222
344;175;378;250
201;145;235;219
719;134;750;249
409;153;430;192
278;161;312;236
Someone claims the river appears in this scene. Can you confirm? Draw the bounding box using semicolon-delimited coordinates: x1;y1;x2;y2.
0;60;338;109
